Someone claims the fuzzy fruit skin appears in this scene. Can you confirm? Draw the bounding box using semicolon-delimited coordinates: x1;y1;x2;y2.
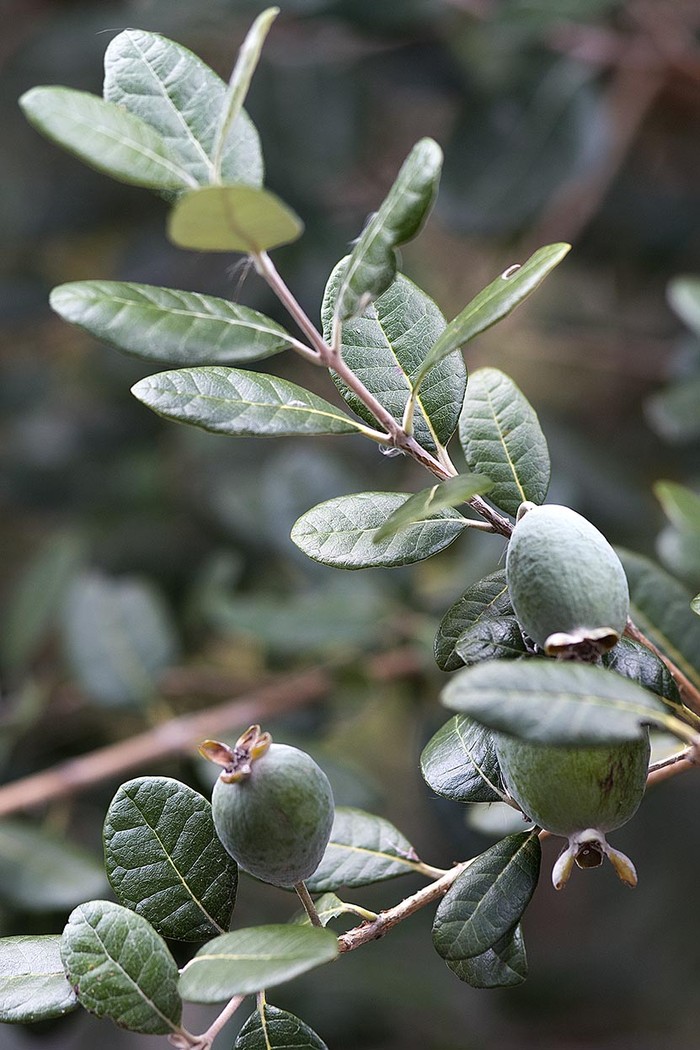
506;504;629;652
494;733;650;837
211;743;334;888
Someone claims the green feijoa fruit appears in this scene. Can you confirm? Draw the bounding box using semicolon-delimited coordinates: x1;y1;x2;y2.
200;726;334;889
494;732;649;889
506;503;630;657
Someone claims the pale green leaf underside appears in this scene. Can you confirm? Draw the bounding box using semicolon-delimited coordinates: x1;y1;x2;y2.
374;474;493;541
334;137;442;321
322;266;466;453
291;491;468;569
103;29;263;188
103;776;238;942
0;936;78;1024
433;832;540;961
132;366;363;437
179;925;338;1003
20;87;195;191
168;185;303;253
415;242;571;387
235;1003;328;1050
420;716;502;804
441;659;672;745
305;808;421;892
447;924;527;988
458;367;550;516
51;281;292;365
61;900;182;1035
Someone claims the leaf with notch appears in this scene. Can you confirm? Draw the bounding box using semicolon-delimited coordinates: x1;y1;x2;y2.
61;900;182;1035
0;936;78;1023
235;1002;328;1050
132;367;364;438
442;659;675;745
447;924;527;989
433;831;540;962
50;281;293;366
458;367;550;516
434;569;516;672
333;138;442;322
421;716;502;804
20;87;195;191
374;474;493;541
414;243;570;390
322;265;466;452
103;30;263;188
291;491;468;569
305;808;422;892
168;185;302;253
103;776;238;942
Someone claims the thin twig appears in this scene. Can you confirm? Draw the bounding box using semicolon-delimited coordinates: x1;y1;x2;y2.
201;994;246;1047
294;881;323;927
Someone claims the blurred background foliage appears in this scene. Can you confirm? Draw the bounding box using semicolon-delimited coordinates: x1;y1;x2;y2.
1;0;700;1047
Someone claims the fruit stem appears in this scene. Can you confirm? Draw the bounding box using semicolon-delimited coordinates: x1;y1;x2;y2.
294;880;323;926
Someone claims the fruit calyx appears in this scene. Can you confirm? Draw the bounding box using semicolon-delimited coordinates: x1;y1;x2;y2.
552;828;638;890
199;725;272;783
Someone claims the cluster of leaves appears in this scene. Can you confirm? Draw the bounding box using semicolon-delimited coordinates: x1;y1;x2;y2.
6;6;700;1046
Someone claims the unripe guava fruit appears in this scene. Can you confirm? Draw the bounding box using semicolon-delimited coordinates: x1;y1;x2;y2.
494;732;649;888
200;726;334;888
506;503;630;657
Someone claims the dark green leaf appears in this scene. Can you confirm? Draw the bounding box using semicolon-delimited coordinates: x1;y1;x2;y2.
421;716;502;803
0;821;107;911
103;29;263;188
333;138;442;321
178;925;338;1003
446;924;527;989
20;87;195;191
620;549;700;691
132;367;362;438
667;276;700;337
306;808;422;892
0;936;78;1024
50;282;293;365
603;637;681;709
414;243;570;388
61;900;182;1034
62;571;179;707
442;659;674;744
434;569;519;671
168;185;302;253
433;832;540;961
458;367;550;515
455;616;528;667
322;267;466;452
374;474;492;541
235;1003;328;1050
290;491;468;569
103;776;238;942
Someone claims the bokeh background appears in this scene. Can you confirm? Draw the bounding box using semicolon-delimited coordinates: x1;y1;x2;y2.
1;1;700;1048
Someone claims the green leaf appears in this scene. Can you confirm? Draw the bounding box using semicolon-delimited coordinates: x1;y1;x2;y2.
374;474;492;541
61;900;182;1034
103;776;238;942
292;892;352;928
458;367;550;516
132;367;364;438
62;571;179;707
654;481;700;534
0;821;107;911
235;1003;328;1050
305;808;422;892
420;716;502;804
433;831;540;961
104;29;263;188
603;636;681;709
333;138;442;322
211;8;277;182
667;275;700;337
168;185;303;253
441;659;673;745
50;281;293;366
0;936;78;1024
290;491;468;569
455;617;528;668
322;266;466;452
414;243;570;389
179;925;338;1003
620;549;700;691
446;925;527;989
646;376;700;444
434;569;518;671
20;87;195;191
